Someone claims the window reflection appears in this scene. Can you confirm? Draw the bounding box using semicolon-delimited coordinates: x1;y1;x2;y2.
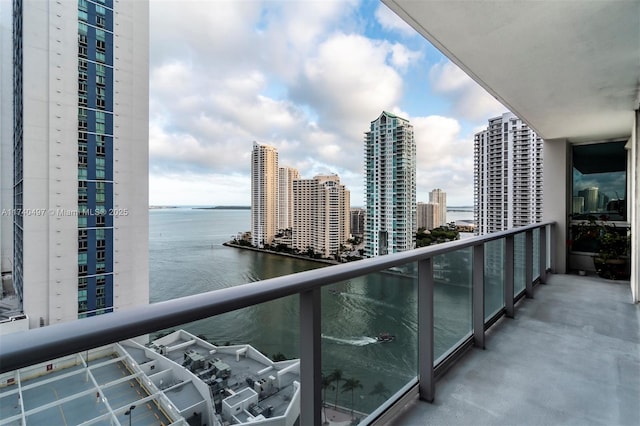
572;141;627;221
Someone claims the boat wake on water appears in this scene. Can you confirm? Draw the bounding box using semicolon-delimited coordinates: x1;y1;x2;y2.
321;335;378;346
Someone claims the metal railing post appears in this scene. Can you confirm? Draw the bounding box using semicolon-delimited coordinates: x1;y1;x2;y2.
418;258;435;402
549;223;556;273
525;230;534;298
539;225;547;284
300;288;321;425
473;244;485;349
505;235;515;318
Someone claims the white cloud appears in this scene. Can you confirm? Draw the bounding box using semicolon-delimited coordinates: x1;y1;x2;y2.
147;1;475;206
374;3;417;36
412;115;475;205
288;33;412;170
150;0;262;72
389;42;422;71
429;60;506;122
149;173;251;206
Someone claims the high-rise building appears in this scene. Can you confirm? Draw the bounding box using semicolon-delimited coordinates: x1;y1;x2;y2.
0;2;13;276
417;202;439;230
474;112;543;234
251;142;279;248
429;188;447;227
292;175;350;258
278;166;299;231
6;0;149;328
350;208;365;238
364;111;416;257
578;187;601;214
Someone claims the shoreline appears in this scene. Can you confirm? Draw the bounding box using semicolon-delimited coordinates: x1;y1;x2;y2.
222;242;415;281
222;242;342;265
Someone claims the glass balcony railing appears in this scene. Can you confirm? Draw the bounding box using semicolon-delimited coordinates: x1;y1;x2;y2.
0;222;554;426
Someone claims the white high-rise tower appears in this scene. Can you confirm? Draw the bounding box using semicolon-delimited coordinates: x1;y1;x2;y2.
292;174;350;258
429;189;447;227
4;0;149;328
364;111;416;257
251;142;279;248
278;166;299;231
474;112;543;234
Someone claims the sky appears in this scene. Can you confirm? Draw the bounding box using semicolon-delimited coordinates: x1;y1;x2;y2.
148;0;507;207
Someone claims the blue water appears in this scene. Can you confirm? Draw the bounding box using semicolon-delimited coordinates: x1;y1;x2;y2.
149;207;473;413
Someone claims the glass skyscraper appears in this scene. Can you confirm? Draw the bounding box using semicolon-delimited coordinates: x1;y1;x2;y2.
364;111;416;257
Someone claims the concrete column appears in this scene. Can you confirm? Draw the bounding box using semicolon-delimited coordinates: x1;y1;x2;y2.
543;139;569;274
628;108;639;303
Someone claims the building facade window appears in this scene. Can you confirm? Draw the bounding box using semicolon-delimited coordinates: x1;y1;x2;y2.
75;0;115;318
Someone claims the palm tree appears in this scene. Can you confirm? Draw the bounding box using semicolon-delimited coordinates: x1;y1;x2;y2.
328;368;343;408
369;381;391;403
321;374;334;424
341;377;363;418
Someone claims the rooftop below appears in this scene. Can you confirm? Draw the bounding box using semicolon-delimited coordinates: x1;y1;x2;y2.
391;273;640;425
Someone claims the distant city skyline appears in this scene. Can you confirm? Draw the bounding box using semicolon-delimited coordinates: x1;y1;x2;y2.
146;0;506;207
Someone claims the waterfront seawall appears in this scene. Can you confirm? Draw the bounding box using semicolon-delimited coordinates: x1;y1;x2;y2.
222;242;341;266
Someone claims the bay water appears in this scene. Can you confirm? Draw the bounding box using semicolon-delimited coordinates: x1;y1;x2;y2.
149;207;473;413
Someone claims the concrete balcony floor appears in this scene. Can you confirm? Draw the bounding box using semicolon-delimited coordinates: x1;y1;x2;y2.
391;274;640;425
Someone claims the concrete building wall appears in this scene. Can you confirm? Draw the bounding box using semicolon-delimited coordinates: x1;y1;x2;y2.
20;0;80;326
631;108;639;302
542;138;568;274
111;0;149;312
0;1;13;274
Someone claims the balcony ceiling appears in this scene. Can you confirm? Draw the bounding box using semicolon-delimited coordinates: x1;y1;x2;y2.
383;0;640;142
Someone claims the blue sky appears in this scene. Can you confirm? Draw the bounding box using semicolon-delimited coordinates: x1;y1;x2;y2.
148;0;506;207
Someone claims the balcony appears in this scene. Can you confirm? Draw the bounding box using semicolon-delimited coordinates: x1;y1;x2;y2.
3;222;637;425
1;223;574;425
390;273;639;425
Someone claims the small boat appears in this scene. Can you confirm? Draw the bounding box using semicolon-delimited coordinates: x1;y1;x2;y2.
376;332;395;342
328;289;340;295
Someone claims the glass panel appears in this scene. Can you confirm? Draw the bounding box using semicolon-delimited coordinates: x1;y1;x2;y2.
571;141;627;221
484;239;504;320
533;228;540;279
15;302;304;426
514;233;526;295
434;247;472;360
322;262;417;421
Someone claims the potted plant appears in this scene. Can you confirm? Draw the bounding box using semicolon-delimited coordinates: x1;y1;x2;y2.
572;215;631;280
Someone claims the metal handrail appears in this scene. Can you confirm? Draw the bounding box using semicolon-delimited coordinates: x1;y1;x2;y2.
0;221;553;375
